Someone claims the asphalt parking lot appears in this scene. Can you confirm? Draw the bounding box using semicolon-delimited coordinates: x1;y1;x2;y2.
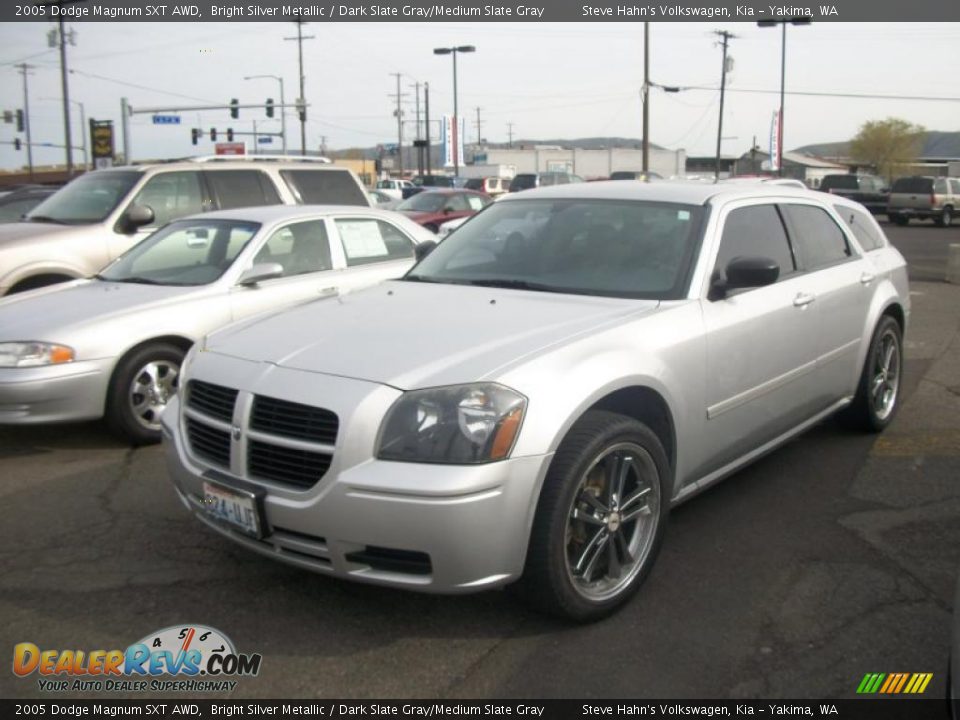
1;220;958;701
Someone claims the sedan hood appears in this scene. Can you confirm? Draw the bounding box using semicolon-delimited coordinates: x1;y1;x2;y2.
0;280;199;341
206;281;659;389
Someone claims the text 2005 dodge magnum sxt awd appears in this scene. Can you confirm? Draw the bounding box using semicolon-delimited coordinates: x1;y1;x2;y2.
162;181;909;621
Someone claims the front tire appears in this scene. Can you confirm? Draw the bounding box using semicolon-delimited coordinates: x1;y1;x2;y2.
514;411;669;621
105;343;185;445
840;316;903;433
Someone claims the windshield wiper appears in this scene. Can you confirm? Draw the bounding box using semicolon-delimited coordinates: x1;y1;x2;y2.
103;276;163;285
26;215;66;225
465;278;564;293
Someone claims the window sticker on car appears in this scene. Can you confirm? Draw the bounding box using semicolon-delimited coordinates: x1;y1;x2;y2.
677;210;690;221
338;220;389;259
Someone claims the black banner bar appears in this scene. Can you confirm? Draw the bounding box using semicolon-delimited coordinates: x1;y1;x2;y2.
0;699;952;720
3;0;960;23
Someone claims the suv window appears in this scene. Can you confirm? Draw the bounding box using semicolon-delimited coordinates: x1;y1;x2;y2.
280;169;368;206
207;170;280;210
833;205;884;252
820;175;859;191
465;179;484;191
253;220;332;277
951;179;960;194
934;178;948;194
781;204;852;270
509;175;536;192
335;218;415;267
131;171;205;227
714;205;795;285
891;177;933;194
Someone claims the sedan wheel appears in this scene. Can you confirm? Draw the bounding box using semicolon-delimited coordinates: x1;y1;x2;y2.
106;343;186;445
515;410;669;621
840;316;902;432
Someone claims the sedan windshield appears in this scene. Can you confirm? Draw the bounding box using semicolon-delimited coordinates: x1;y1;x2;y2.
25;171;142;224
398;193;447;213
99;219;260;286
406;199;706;300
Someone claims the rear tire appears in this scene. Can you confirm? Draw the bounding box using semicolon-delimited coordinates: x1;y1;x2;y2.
936;207;953;227
105;343;185;446
514;411;669;622
839;316;902;433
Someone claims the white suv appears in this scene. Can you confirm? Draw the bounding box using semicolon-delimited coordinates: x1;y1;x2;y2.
0;157;371;295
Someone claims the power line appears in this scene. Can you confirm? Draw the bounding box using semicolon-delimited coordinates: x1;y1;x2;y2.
674;85;960;103
68;68;216;104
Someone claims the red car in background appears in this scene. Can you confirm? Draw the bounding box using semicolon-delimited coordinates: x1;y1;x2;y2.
396;189;492;233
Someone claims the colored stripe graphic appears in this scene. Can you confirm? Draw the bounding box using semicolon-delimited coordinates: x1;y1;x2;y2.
857;672;932;694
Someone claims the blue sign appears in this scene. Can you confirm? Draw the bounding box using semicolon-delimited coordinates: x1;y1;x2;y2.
152;115;182;125
257;137;273;145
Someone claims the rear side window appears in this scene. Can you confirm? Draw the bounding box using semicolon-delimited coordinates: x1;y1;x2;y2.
281;169;368;206
833;205;885;252
207;170;280;210
334;218;415;266
950;179;960;194
891;177;933;194
714;204;795;284
781;204;853;270
934;178;948;194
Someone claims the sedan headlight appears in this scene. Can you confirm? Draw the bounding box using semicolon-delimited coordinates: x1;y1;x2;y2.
0;342;75;368
377;383;526;464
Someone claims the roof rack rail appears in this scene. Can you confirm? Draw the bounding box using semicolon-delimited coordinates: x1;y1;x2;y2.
189;155;332;164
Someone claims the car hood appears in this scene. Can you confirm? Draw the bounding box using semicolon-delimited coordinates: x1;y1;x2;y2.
205;280;659;389
0;220;87;249
0;279;201;341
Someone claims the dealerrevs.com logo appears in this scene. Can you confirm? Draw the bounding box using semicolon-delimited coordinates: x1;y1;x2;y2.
12;624;262;693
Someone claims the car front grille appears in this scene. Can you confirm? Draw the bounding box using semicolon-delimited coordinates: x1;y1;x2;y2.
250;395;338;444
186;380;238;423
185;418;231;468
183;383;337;492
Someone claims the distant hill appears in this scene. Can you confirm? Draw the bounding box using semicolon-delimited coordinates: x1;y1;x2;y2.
328;136;665;160
793;131;960;160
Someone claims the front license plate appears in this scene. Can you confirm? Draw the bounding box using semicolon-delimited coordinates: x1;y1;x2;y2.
202;481;262;539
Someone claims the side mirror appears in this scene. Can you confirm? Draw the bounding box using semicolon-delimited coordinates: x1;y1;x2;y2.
711;256;780;299
442;206;454;214
238;262;284;286
414;240;438;261
122;204;155;234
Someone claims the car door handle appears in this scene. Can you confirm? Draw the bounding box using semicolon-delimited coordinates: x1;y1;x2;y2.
793;292;816;308
319;286;338;296
860;272;876;285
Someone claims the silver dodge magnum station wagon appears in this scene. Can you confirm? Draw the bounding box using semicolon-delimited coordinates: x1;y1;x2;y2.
163;181;909;621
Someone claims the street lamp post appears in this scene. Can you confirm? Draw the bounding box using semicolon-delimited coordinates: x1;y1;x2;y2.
433;45;475;178
244;75;287;154
758;17;811;176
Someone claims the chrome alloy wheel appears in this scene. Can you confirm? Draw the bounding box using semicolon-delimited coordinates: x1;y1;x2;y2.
128;359;180;431
564;442;661;602
871;327;901;422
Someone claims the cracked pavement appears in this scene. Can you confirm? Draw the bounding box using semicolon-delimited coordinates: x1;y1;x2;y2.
1;229;958;700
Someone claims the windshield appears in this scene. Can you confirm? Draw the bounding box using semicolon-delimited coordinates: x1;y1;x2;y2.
26;171;142;224
406;199;706;299
398;193;447;212
98;219;260;286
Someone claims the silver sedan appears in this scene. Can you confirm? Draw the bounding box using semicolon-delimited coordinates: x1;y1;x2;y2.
164;181;909;620
0;205;434;444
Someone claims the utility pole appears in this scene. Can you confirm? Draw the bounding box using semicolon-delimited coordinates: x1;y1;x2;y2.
507;122;514;148
424;82;431;176
284;21;314;155
389;73;407;175
121;97;130;163
642;22;650;173
474;106;483;147
14;63;34;180
410;81;423;174
713;30;736;180
54;16;77;175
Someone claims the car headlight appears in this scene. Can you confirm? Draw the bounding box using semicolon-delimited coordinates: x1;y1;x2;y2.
377;383;526;464
0;342;75;368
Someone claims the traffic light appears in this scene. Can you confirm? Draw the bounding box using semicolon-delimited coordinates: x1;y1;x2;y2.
226;128;234;142
13;138;21;151
265;99;274;118
15;109;24;132
296;98;306;122
191;128;200;145
230;99;239;119
210;128;217;142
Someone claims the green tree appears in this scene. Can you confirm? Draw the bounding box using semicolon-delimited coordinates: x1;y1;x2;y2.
849;118;926;182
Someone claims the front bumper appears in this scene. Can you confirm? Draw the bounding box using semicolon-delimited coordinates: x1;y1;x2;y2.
163;380;553;594
0;359;111;424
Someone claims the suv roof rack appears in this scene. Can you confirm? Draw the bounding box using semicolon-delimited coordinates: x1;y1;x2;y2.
189;155;332;164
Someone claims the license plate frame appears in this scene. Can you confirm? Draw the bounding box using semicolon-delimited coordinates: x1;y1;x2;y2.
201;478;265;539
